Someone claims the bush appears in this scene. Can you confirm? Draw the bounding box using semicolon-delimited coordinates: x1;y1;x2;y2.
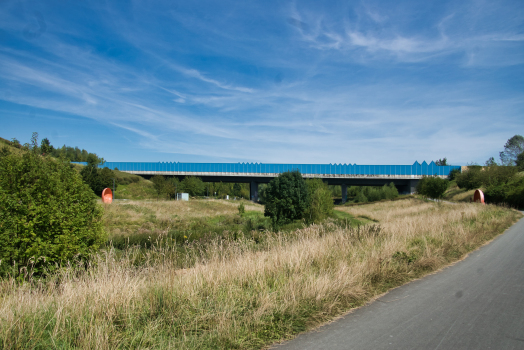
448;168;461;181
455;166;483;190
80;158;114;196
264;171;309;225
485;176;524;208
354;190;368;203
350;183;398;203
181;176;205;197
517;152;524;171
417;176;449;200
304;179;333;223
0;152;106;277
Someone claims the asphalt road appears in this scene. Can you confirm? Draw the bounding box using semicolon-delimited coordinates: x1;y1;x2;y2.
272;214;524;350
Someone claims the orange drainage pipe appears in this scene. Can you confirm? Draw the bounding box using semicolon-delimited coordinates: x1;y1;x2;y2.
473;189;485;204
102;188;113;204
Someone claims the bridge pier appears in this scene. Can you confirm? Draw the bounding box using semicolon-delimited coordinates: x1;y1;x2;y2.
250;181;259;202
341;184;347;204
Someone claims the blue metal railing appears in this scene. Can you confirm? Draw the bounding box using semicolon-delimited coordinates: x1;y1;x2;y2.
73;161;460;176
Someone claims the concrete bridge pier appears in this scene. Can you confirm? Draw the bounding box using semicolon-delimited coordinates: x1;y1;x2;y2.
250;181;259;202
398;179;419;194
341;184;347;204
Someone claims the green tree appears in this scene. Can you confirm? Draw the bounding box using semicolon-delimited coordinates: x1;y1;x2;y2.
304;179;334;223
232;183;242;197
417;176;449;200
354;189;368;203
11;138;21;148
516;152;524;171
40;137;53;155
435;158;448;166
485;157;497;167
448;168;461;181
80;156;113;196
264;171;309;225
499;135;524;166
0;151;105;277
30;132;40;154
181;176;205;196
455;166;483;190
152;175;166;199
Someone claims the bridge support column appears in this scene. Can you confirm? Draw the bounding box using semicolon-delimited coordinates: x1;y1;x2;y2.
250;181;259;202
409;179;419;194
341;184;347;204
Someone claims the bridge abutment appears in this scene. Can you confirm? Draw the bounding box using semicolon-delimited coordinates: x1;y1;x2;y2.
341;184;347;203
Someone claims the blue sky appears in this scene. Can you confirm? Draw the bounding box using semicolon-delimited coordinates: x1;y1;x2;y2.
1;0;523;165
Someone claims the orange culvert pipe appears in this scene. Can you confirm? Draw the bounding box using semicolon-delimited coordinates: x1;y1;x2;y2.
102;188;113;204
473;189;485;204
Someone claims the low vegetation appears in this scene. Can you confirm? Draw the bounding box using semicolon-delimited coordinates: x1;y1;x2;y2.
0;145;105;278
0;198;520;349
416;175;449;200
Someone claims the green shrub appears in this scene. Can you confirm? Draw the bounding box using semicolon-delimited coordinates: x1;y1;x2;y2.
80;156;114;196
485;176;524;208
417;176;449;200
455;166;483;190
0;152;106;277
238;202;245;216
264;171;309;225
304;179;333;223
354;190;368;203
448;168;461;181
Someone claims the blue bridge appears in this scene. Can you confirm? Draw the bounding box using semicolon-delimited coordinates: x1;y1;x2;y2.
79;161;460;202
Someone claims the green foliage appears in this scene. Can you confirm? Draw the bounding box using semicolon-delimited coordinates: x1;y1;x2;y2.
0;151;105;277
112;169;141;185
499;135;524;166
264;171;309;225
80;164;114;196
456;164;517;190
238;202;245;216
455;166;483;190
484;176;524;208
416;176;449;200
23;132;104;163
354;189;368;203
181;176;205;197
350;183;398;203
232;183;242;197
40;137;52;155
448;168;460;181
517;152;524;171
304;179;334;223
11;138;21;148
0;145;10;158
435;157;448;166
152;175;166;198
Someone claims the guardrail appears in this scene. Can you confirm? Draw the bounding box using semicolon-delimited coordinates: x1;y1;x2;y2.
73;161;460;177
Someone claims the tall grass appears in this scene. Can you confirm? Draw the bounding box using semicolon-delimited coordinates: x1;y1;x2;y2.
0;200;521;349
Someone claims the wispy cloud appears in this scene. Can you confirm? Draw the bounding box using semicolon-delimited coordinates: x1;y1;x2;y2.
0;0;522;165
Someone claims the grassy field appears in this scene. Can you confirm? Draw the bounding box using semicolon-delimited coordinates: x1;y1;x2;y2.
442;180;476;202
0;198;521;349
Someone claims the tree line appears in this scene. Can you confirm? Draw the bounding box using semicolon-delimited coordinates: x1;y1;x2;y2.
150;175;250;199
7;133;105;164
433;135;524;207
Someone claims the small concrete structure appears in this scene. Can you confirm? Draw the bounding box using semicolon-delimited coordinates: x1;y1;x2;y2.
177;193;189;201
101;188;113;204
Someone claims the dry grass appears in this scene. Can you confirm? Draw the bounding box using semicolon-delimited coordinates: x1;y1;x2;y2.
0;200;521;349
104;199;262;222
